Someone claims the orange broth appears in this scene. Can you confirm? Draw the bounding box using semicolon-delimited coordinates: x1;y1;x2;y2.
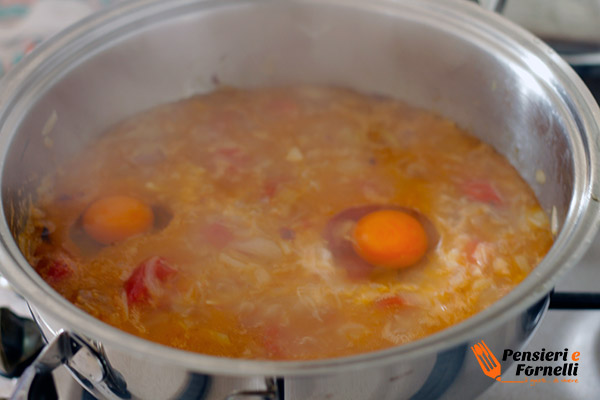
19;87;553;360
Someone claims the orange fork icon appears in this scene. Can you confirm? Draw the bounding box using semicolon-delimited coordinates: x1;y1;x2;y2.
471;341;527;383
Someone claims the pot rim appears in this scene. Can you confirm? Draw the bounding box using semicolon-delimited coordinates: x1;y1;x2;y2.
0;0;598;376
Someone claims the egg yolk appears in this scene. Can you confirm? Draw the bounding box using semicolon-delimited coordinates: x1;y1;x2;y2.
352;209;428;269
82;195;154;244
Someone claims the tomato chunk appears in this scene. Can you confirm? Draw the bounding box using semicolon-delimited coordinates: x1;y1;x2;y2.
217;147;242;159
265;95;299;117
262;176;289;200
207;110;246;133
216;147;251;167
200;223;235;249
464;239;480;264
374;295;405;309
124;256;177;305
263;325;286;359
35;251;74;283
461;180;502;205
263;180;279;199
46;260;72;280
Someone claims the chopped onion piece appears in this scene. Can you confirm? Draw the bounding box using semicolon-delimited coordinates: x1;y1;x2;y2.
528;208;548;228
286;147;304;162
218;253;248;269
492;258;510;276
231;237;283;260
514;255;529;273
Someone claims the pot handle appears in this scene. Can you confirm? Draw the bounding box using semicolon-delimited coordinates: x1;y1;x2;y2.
224;377;280;400
10;330;129;400
10;331;71;400
469;0;507;13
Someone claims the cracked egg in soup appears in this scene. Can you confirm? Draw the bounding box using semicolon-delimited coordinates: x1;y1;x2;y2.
19;87;552;360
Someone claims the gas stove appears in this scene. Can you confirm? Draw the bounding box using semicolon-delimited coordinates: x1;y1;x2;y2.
0;2;599;399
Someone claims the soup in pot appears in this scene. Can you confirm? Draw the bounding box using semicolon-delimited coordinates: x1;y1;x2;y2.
19;87;553;360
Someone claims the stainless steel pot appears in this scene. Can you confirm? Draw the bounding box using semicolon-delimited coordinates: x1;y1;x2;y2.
0;0;598;399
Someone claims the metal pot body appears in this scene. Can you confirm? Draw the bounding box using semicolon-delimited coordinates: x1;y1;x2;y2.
27;296;548;399
0;0;598;399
